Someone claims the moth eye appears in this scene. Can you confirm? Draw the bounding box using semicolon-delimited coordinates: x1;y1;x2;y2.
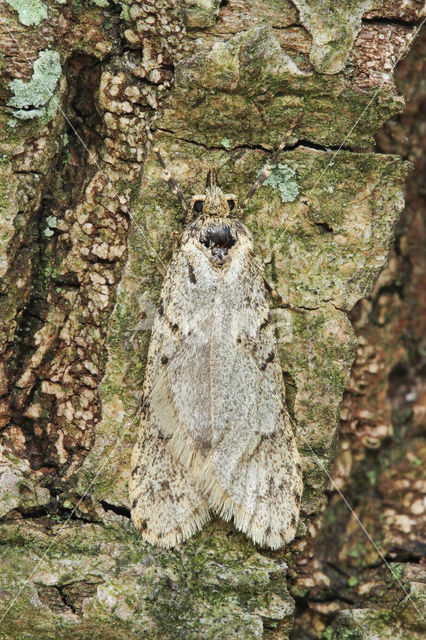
193;200;204;213
227;199;235;211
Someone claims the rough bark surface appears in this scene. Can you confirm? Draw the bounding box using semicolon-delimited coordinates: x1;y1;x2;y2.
0;1;424;639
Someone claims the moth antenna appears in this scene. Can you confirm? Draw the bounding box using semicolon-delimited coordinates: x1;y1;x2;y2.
145;123;189;213
240;111;302;210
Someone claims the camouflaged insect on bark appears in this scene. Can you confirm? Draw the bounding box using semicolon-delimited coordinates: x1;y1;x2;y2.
130;169;303;549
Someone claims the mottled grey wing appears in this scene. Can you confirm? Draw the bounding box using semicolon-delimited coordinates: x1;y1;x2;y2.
130;408;210;548
129;247;216;547
150;234;303;549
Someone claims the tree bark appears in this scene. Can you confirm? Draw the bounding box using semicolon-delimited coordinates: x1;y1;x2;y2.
0;1;424;638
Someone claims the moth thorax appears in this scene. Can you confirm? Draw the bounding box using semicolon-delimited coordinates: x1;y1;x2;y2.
200;223;236;265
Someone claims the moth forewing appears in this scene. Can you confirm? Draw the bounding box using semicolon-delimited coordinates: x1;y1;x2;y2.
130;421;211;547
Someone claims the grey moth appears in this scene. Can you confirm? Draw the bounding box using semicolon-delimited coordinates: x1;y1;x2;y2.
130;127;303;549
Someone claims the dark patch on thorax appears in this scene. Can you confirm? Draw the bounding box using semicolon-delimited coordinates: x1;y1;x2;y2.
200;224;236;265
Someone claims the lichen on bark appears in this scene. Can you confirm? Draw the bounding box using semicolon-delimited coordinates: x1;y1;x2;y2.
0;1;424;638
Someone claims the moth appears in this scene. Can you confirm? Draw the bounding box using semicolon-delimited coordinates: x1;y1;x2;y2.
130;117;303;549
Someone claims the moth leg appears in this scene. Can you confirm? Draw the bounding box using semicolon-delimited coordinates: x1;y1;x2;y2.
171;230;181;250
240;111;302;210
263;278;305;313
145;123;189;213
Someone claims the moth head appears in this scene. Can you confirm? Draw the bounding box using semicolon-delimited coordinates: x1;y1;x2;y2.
187;167;239;221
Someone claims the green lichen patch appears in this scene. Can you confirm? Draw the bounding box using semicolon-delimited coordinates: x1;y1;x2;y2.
5;0;47;26
7;49;62;122
264;163;299;203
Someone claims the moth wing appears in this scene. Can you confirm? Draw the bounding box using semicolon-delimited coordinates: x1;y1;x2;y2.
150;234;303;549
130;245;214;547
205;324;304;549
130;407;211;548
207;261;303;548
143;240;221;466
